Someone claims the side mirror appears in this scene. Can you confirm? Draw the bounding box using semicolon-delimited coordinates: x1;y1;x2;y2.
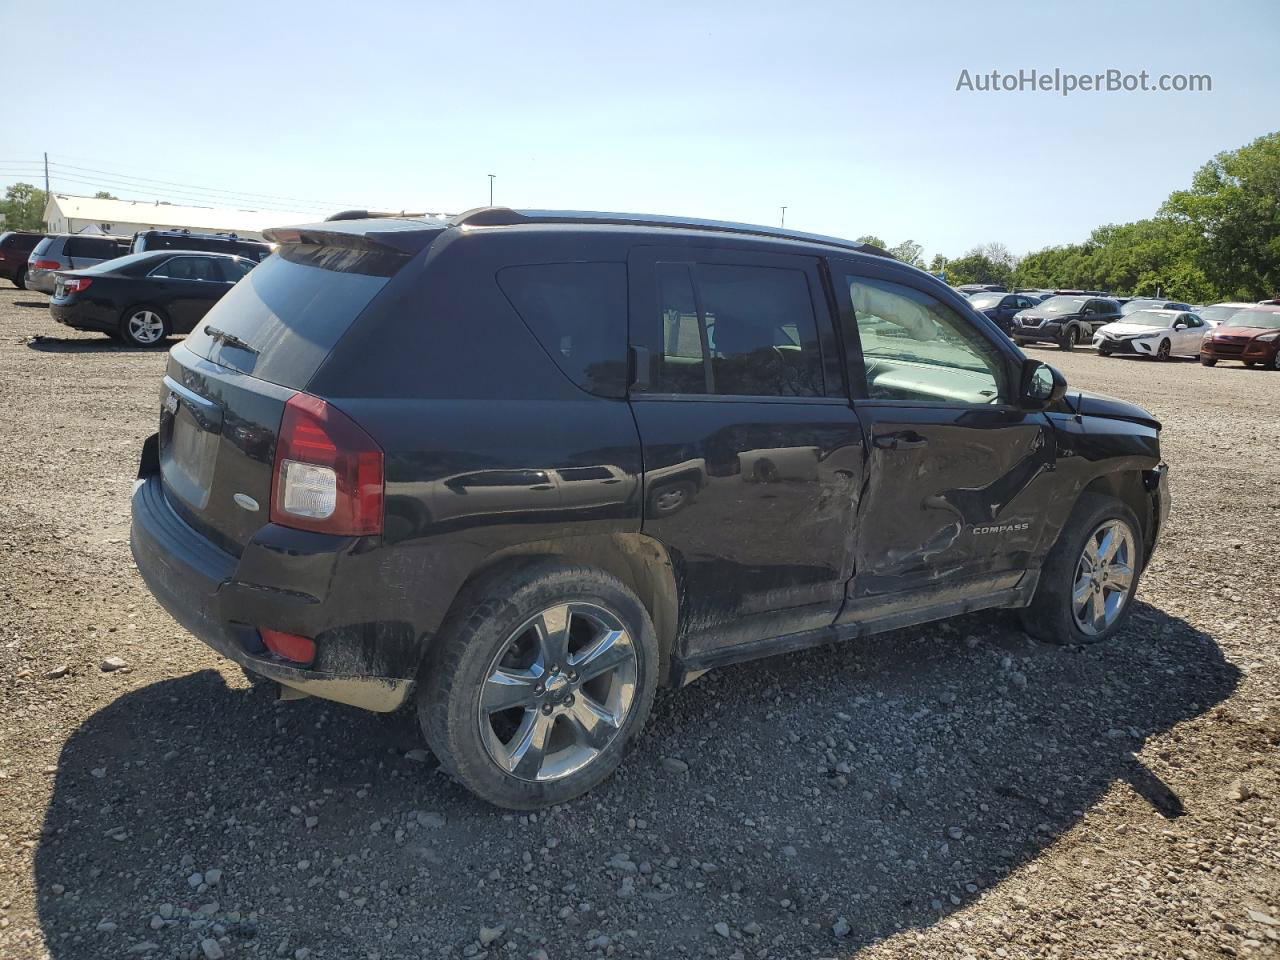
1174;321;1187;329
1022;359;1067;408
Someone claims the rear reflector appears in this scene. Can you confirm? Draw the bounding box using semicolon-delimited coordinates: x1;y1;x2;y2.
260;628;316;664
270;393;384;536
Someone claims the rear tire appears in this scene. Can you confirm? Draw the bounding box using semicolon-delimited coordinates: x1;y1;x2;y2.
120;305;170;347
13;267;26;290
1020;493;1143;645
418;561;659;809
1199;355;1217;366
1014;338;1031;347
1243;360;1256;369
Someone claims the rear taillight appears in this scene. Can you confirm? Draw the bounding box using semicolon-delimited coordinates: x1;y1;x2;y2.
270;393;384;536
32;259;60;270
62;277;93;294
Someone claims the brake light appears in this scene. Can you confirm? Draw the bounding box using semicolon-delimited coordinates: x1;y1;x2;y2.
270;393;383;536
32;259;60;270
62;277;93;294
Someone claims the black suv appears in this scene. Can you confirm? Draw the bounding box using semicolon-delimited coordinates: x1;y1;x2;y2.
1010;295;1124;349
130;209;1170;809
131;229;271;261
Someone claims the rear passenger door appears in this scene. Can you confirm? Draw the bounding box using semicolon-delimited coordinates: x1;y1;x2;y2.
830;260;1058;621
147;255;226;332
628;247;865;661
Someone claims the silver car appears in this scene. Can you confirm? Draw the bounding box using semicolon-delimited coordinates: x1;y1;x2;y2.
26;234;130;294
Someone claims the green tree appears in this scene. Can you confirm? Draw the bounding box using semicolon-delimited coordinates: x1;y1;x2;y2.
888;239;925;268
93;191;118;200
944;246;1015;288
0;183;47;231
1161;131;1280;300
855;234;887;250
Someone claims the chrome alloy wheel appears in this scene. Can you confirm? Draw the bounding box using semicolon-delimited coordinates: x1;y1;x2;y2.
127;310;165;344
1072;519;1136;636
478;602;638;782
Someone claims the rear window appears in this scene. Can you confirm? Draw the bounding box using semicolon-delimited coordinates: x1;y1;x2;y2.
184;244;395;389
64;236;124;259
497;262;628;397
31;236;55;257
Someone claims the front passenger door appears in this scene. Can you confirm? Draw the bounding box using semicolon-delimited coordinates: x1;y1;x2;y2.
830;262;1058;622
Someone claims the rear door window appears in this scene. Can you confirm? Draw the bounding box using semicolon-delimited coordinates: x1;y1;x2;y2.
64;236;120;259
183;245;395;389
151;256;221;281
496;262;629;397
646;260;826;398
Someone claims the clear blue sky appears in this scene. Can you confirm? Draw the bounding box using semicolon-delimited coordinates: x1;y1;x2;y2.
3;0;1277;260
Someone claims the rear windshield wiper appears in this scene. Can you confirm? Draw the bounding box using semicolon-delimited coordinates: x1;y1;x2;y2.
204;326;259;355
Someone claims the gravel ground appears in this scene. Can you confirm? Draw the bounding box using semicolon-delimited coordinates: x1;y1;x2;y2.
0;284;1276;960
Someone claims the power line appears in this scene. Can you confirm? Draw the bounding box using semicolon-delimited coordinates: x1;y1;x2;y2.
46;157;364;209
0;168;333;215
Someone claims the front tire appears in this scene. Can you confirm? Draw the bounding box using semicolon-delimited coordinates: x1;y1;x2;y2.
418;561;659;809
120;305;170;347
1156;339;1171;362
1200;354;1217;366
1014;338;1031;347
1098;344;1112;357
1057;326;1077;351
1020;493;1143;645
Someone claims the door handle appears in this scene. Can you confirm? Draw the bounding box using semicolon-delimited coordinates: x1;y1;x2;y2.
873;431;928;450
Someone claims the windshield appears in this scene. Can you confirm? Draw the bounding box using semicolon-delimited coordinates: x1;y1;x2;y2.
1198;304;1245;322
1224;309;1280;330
968;293;1004;308
1037;296;1087;315
1121;310;1174;327
1122;299;1173;314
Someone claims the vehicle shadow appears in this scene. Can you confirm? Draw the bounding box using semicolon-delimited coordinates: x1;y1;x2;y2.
33;601;1237;957
25;335;165;355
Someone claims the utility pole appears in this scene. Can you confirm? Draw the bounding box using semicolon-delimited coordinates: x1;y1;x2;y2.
488;174;496;207
780;206;787;228
44;152;50;197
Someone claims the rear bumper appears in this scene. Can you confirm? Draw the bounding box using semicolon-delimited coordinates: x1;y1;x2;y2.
25;268;56;294
130;472;416;712
50;301;116;332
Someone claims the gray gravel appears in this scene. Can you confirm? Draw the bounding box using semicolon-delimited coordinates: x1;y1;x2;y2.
0;285;1277;959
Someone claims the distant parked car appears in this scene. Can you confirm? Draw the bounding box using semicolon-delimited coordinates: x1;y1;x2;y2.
0;231;46;288
26;234;130;294
1199;305;1280;369
48;250;258;346
1121;298;1192;316
967;291;1041;335
131;229;272;262
1093;309;1209;360
1011;295;1124;350
1194;302;1256;327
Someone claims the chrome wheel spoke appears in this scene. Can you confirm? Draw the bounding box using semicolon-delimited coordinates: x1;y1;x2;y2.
1108;563;1134;592
532;604;572;667
564;694;618;750
572;628;631;683
506;709;554;779
1072;518;1137;636
1072;576;1092;607
481;667;541;713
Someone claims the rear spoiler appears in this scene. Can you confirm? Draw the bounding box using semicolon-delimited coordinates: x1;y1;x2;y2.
264;217;445;257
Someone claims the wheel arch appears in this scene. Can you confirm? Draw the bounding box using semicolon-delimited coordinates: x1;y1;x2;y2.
1079;470;1155;561
438;533;683;685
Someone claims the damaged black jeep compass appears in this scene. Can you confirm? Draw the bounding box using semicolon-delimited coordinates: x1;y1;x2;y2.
131;208;1170;809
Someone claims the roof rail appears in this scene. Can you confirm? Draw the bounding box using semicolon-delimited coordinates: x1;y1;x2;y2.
326;209;432;222
448;207;890;257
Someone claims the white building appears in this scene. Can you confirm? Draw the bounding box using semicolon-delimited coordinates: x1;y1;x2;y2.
41;194;323;240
